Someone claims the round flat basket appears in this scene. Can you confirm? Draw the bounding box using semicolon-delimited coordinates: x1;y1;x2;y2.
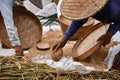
36;41;50;50
0;6;42;49
59;15;95;40
72;23;110;61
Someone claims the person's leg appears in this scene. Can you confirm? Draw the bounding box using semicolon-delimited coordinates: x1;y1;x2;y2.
0;0;23;56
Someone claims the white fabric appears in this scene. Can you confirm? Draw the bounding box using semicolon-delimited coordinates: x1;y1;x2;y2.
36;2;57;17
41;0;52;7
0;49;29;56
32;55;95;74
24;0;52;14
23;0;41;14
104;31;120;70
57;0;62;18
0;0;21;46
0;41;29;56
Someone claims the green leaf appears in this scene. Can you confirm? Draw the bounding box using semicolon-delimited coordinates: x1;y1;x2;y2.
37;13;58;26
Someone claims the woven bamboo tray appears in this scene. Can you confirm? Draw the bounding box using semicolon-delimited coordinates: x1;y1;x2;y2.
59;15;95;40
0;6;42;49
72;22;110;61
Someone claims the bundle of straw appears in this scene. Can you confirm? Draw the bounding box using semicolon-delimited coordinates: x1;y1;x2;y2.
0;56;119;80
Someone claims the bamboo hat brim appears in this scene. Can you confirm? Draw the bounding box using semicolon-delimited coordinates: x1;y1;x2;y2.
60;0;108;20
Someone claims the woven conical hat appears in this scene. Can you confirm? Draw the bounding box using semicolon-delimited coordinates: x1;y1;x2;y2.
61;0;108;20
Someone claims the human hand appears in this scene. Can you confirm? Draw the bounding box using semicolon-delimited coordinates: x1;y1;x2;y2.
52;37;68;53
97;31;113;47
51;48;63;61
14;45;24;56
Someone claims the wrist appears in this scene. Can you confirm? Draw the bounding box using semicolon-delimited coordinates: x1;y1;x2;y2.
62;36;69;42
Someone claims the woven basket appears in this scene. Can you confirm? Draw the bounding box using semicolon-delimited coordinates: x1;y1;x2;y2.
0;6;42;49
59;15;95;40
72;22;110;61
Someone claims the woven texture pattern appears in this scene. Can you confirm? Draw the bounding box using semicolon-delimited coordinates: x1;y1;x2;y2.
61;0;108;20
72;23;110;61
0;6;42;49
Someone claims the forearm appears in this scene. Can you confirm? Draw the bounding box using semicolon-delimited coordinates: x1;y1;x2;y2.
0;0;21;46
64;18;88;39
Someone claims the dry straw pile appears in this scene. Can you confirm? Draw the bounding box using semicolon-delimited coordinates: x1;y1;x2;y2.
0;30;119;79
